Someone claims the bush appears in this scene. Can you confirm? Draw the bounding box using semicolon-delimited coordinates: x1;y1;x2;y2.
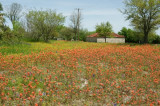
152;35;160;44
1;27;17;45
79;29;89;41
0;23;24;45
60;27;74;40
118;27;143;43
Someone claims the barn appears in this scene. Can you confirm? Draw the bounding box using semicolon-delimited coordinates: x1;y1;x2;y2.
86;33;125;43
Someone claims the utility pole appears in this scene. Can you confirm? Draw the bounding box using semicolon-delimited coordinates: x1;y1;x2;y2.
75;8;81;41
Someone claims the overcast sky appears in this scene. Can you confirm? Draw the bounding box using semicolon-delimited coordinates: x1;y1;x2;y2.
1;0;160;34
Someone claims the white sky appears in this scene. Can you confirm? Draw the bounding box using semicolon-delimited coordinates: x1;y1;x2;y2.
1;0;160;34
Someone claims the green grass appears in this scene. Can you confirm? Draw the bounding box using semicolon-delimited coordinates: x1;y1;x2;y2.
0;40;109;55
1;40;158;56
0;44;31;55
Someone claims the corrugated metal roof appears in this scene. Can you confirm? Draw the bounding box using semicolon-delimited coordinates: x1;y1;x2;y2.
87;33;99;37
87;33;125;38
112;33;125;38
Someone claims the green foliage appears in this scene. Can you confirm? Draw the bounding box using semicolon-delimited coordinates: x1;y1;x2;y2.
79;29;89;41
96;22;113;38
148;31;157;43
0;22;24;45
26;9;65;42
118;27;158;43
0;43;31;55
1;26;18;45
12;21;25;43
0;2;3;11
122;0;160;43
60;27;74;40
150;34;160;44
118;27;143;43
88;31;96;35
0;3;4;31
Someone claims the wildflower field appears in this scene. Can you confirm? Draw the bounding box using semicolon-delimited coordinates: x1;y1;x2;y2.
0;41;160;105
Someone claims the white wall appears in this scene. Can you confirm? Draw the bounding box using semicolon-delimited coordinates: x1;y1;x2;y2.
106;38;125;43
86;37;125;43
97;38;125;43
97;38;105;43
86;37;97;42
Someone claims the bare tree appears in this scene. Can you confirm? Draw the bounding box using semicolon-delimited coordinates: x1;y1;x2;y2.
5;3;22;24
70;9;82;41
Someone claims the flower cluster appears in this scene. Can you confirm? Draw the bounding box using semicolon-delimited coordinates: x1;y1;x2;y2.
0;43;159;105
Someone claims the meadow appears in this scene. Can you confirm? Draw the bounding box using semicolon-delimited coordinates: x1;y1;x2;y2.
0;41;160;105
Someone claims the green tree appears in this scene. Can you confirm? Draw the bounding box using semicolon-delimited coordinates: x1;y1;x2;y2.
12;21;25;43
88;31;96;35
122;0;160;43
152;34;160;44
118;27;140;43
0;2;4;26
60;27;74;40
0;22;25;45
79;28;89;41
96;22;113;42
0;3;4;40
0;3;3;11
0;3;24;44
1;26;18;45
118;27;158;43
26;9;65;42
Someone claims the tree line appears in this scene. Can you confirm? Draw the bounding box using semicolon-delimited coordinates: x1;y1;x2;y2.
0;2;90;45
0;0;160;45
